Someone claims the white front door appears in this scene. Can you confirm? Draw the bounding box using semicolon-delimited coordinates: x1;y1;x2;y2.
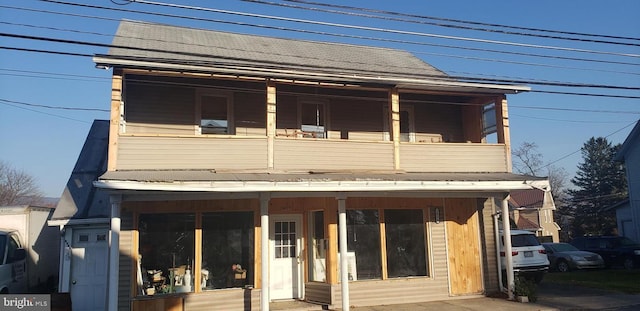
70;228;109;311
270;215;303;300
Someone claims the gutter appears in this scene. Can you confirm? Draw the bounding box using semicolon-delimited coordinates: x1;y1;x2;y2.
93;179;548;193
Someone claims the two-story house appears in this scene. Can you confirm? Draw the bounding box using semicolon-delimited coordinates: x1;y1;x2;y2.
509;189;560;242
53;20;550;311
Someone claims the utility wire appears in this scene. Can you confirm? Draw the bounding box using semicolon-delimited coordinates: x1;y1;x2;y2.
0;101;92;124
41;0;640;59
6;5;639;69
4;32;638;94
285;0;640;42
246;0;640;46
0;99;110;112
543;119;639;168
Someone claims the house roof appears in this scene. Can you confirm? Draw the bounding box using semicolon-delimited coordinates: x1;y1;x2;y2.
516;215;541;231
509;189;544;209
614;120;640;162
94;20;529;94
95;170;548;193
50;120;110;224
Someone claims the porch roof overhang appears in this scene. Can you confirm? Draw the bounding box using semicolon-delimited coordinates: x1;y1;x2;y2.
94;170;549;194
93;55;530;95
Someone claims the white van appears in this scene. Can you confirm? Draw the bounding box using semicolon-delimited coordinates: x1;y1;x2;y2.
499;229;549;283
0;229;27;293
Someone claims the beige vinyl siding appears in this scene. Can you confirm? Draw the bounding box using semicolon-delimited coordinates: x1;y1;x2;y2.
273;139;394;171
125;83;196;135
118;212;134;311
116;136;268;170
333;278;450;308
182;289;260;311
400;143;508;172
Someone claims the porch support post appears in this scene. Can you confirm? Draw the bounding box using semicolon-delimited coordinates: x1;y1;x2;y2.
107;194;122;311
260;192;270;311
266;80;276;170
501;195;515;300
389;87;401;170
337;194;350;310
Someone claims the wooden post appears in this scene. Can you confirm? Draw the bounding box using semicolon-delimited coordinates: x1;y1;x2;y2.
379;210;388;280
194;212;202;292
107;69;123;171
325;203;338;284
266;80;277;170
389;88;400;170
496;96;512;172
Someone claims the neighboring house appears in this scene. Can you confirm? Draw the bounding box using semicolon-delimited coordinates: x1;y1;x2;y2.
509;189;560;243
614;120;640;242
0;205;59;291
48;120;110;310
59;20;551;311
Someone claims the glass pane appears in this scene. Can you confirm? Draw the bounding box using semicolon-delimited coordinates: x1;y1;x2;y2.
345;210;381;280
385;209;428;278
289;246;296;258
201;212;254;290
139;213;195;295
201;95;228;134
309;211;326;282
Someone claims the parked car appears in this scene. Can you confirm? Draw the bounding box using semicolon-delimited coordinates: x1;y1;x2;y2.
0;229;27;293
570;236;640;269
499;229;549;283
542;242;605;272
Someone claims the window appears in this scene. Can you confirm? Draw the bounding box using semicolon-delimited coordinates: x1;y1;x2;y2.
384;209;427;277
199;93;233;135
346;210;381;280
201;212;254;290
6;234;22;264
299;102;326;138
139;214;195;295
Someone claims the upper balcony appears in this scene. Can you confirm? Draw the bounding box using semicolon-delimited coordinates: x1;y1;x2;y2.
109;73;511;174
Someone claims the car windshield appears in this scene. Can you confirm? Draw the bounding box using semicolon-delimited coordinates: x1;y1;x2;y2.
511;234;540;247
551;243;578;252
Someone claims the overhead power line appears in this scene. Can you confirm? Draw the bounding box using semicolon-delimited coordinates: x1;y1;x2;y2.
246;0;640;47
285;0;640;43
3;9;639;70
0;98;110;112
3;32;640;95
41;0;640;59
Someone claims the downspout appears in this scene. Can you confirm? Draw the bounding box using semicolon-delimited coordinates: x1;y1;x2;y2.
107;194;122;311
501;196;514;300
260;193;270;311
493;209;505;293
337;194;350;310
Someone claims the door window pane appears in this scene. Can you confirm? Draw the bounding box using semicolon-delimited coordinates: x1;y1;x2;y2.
139;213;195;295
275;221;296;259
385;209;427;278
346;210;381;280
202;212;253;290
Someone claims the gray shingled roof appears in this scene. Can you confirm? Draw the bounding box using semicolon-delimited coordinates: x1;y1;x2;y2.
52;120;110;221
102;20;448;80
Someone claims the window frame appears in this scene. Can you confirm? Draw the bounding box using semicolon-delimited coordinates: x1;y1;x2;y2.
196;89;235;135
297;99;329;139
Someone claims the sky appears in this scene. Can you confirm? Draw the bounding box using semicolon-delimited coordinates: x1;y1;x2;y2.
1;0;639;198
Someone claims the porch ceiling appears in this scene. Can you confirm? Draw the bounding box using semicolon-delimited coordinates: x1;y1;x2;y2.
95;170;548;193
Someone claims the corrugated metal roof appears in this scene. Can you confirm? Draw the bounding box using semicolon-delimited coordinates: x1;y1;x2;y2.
99;170;544;183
